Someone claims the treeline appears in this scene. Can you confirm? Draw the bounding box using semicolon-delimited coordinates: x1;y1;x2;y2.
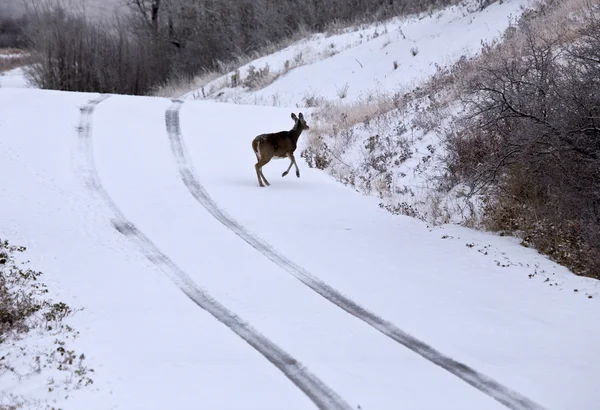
17;0;459;95
128;0;461;76
0;4;28;49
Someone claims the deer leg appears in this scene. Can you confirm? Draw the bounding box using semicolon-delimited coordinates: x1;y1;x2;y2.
255;156;271;187
259;166;270;186
255;163;265;187
291;153;300;178
282;155;295;177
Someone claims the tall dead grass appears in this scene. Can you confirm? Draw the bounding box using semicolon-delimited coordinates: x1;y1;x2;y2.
0;50;32;73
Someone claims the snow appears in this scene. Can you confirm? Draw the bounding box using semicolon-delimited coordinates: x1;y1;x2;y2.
1;87;598;410
0;68;33;89
1;0;599;409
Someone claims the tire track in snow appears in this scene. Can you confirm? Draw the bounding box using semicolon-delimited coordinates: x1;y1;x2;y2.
75;94;353;410
166;99;548;410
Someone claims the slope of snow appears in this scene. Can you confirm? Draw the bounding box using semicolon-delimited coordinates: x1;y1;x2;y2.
184;0;529;107
1;87;599;410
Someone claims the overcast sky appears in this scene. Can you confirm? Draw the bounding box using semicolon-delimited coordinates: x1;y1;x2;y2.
0;0;127;20
0;0;24;17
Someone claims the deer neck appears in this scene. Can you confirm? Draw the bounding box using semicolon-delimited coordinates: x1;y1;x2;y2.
290;124;303;143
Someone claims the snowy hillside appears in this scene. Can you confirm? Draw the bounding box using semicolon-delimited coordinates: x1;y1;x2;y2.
181;0;528;106
175;0;535;225
1;1;600;409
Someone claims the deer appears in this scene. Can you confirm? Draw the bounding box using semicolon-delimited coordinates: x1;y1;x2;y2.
252;112;310;187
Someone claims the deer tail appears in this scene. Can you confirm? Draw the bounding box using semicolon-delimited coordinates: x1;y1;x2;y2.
253;139;261;161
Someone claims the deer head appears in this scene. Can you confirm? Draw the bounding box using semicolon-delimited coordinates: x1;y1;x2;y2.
292;112;310;131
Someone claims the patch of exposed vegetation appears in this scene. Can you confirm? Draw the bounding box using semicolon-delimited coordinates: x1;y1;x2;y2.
0;49;32;74
443;0;600;279
1;239;94;408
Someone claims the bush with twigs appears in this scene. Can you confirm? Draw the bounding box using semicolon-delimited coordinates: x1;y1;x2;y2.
1;239;94;408
444;0;600;279
0;10;29;49
22;2;172;95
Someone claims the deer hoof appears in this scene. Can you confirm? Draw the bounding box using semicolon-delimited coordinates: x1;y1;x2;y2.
296;171;300;178
282;171;288;177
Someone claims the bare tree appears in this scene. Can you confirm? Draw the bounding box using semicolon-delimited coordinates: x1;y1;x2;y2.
23;1;172;95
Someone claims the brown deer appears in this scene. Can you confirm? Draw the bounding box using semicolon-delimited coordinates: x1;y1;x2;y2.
252;112;310;187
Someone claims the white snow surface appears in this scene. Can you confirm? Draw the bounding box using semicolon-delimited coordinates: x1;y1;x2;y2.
1;0;600;409
0;87;598;409
0;67;33;89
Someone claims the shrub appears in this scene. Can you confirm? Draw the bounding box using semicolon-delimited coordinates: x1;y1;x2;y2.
242;64;277;90
0;241;50;342
0;9;29;49
0;51;32;73
336;82;350;99
1;239;94;406
445;2;600;279
22;2;173;95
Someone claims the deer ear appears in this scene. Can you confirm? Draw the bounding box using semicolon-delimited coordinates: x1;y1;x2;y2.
298;112;304;119
291;113;298;120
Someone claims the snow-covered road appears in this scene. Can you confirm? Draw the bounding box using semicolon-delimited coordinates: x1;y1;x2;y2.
1;88;598;409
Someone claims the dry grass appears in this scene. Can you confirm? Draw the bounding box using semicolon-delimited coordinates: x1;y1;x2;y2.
0;49;32;73
149;69;224;99
153;44;315;100
308;90;397;137
0;48;26;56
